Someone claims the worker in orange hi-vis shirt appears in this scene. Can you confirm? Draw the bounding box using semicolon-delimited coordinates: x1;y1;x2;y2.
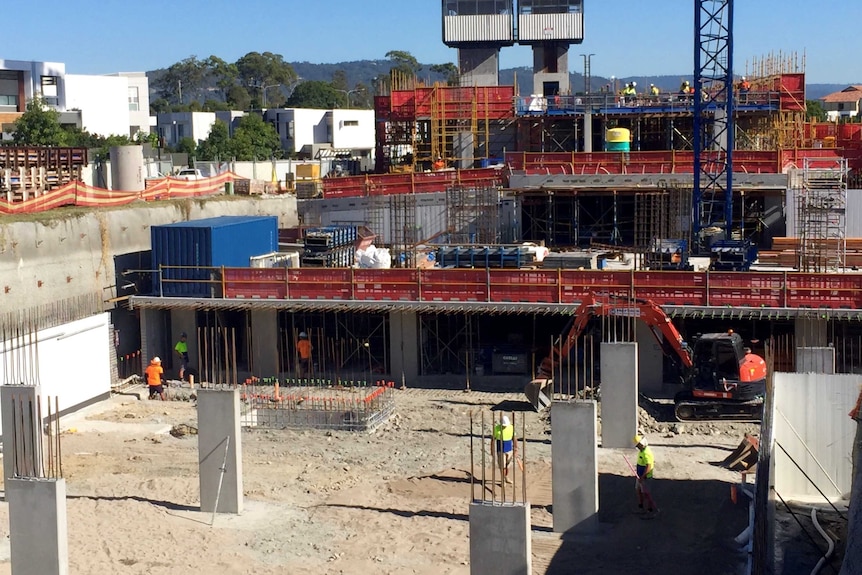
145;357;166;401
297;332;312;377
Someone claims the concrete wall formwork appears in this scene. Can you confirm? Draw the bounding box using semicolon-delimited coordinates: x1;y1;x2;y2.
551;400;598;533
772;372;858;500
599;342;639;449
795;347;835;374
0;197;299;311
635;320;663;393
250;309;278;376
389;311;419;382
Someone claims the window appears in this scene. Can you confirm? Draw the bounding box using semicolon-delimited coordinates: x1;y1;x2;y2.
0;95;18;107
343;120;359;127
128;86;140;111
40;75;59;105
446;0;512;16
519;0;582;15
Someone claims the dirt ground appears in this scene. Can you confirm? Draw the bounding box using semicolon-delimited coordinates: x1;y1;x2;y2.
0;386;782;574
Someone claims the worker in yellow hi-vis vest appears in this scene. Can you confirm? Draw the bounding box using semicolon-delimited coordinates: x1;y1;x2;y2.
493;415;517;484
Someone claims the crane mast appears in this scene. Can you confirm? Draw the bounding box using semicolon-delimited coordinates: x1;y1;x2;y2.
693;0;735;246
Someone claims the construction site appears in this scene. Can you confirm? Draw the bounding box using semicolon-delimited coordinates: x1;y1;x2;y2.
0;1;860;574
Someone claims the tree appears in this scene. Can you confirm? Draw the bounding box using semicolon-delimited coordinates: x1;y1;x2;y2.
12;96;67;145
196;120;234;161
206;55;240;101
176;137;198;158
806;99;828;122
351;82;374;109
332;70;349;92
226;85;252;110
230;114;281;161
287;81;343;109
430;63;460;86
150;98;172;115
236;51;297;105
386;50;421;76
153;56;208;104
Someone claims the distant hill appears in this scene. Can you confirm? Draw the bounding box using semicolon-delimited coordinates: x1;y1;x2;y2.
146;59;852;102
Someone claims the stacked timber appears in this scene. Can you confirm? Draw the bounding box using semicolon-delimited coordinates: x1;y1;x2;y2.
0;146;87;202
757;237;862;268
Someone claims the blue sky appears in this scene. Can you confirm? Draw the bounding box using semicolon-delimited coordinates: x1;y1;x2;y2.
6;0;860;84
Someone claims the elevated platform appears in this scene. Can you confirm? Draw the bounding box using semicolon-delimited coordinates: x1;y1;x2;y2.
514;92;781;116
131;268;862;318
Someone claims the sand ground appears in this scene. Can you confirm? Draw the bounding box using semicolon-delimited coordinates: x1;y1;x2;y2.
0;386;803;574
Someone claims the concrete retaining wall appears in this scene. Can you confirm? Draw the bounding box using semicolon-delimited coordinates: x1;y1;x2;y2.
0;197;298;310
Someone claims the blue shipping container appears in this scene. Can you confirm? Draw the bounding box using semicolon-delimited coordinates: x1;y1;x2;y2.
151;216;278;297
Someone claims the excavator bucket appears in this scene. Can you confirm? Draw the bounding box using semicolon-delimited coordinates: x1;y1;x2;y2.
525;378;553;411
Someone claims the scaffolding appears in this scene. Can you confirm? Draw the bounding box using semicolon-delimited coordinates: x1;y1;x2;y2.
796;157;847;272
390;194;418;268
365;195;388;246
446;185;500;245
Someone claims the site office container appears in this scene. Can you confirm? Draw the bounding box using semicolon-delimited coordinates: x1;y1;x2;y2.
151;216;278;297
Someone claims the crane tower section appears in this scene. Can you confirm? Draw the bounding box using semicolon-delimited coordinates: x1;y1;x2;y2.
693;0;735;243
517;0;584;96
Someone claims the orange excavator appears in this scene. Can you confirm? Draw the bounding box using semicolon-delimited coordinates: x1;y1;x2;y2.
524;294;767;422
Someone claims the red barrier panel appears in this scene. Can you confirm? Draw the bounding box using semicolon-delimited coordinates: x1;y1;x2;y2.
223;267;287;299
785;273;862;309
353;269;419;300
418;269;488;302
286;268;351;299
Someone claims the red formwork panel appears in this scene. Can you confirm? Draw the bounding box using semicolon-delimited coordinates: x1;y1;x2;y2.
632;271;706;306
705;272;784;308
366;173;415;196
778;73;806;112
374;96;392;120
223;267;287;299
560;270;632;303
353;269;419;301
456;167;505;187
419;269;488;302
785;273;862;309
323;175;367;199
287;268;352;300
490;269;559;303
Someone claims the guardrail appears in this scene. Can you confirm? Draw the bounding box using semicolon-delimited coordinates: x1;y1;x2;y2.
154;267;862;310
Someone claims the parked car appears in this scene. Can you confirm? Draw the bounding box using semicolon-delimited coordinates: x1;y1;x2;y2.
175;168;204;181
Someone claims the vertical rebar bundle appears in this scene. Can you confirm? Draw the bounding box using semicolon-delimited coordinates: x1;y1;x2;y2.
445;185;500;245
796;157;848;272
469;410;527;505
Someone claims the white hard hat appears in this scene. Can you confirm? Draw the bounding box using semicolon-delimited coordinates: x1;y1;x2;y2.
152;356;161;364
742;76;746;80
299;331;307;338
632;81;637;87
501;415;511;426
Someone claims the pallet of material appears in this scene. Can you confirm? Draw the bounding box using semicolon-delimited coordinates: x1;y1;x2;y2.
757;237;862;268
233;179;276;195
542;252;594;270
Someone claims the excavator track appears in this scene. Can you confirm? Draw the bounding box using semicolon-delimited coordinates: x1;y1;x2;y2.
673;392;764;423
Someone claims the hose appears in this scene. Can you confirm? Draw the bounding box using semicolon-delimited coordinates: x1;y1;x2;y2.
809;507;834;575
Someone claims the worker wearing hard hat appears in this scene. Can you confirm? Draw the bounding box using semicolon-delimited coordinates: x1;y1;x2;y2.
493;415;517;484
297;331;312;378
634;435;659;516
649;83;660;98
145;357;167;401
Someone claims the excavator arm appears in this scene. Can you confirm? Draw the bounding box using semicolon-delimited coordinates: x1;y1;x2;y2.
525;294;693;411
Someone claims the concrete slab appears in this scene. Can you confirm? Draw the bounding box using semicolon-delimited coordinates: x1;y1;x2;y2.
551;400;598;533
599;342;638;449
469;501;531;575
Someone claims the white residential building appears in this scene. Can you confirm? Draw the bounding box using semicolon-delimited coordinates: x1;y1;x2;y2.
0;58;151;138
264;108;375;158
155;112;217;148
821;86;862;122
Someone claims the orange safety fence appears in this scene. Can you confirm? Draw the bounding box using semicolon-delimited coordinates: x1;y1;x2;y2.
0;172;245;215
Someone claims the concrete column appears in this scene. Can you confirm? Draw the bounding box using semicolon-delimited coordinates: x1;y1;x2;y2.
600;342;639;449
635;321;664;394
469;502;531;575
531;43;570;95
795;347;836;374
458;47;500;87
1;385;43;483
551;401;598;533
7;478;68;575
197;389;243;514
389;311;419;382
794;317;828;347
250;310;278;377
139;308;164;367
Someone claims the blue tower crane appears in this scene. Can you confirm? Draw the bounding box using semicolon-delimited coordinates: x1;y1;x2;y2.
693;0;735;245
